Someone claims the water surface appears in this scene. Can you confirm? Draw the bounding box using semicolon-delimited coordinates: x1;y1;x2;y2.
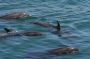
0;0;90;59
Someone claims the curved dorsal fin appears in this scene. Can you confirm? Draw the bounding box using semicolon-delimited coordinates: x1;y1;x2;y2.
55;21;61;32
4;28;11;33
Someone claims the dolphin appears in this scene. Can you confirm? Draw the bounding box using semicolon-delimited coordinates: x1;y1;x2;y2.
48;47;79;55
0;12;30;19
29;21;80;38
30;21;61;32
24;47;79;59
0;28;42;38
29;21;61;36
0;31;42;38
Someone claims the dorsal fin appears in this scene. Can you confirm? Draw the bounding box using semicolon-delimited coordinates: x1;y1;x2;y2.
4;28;11;33
55;21;61;32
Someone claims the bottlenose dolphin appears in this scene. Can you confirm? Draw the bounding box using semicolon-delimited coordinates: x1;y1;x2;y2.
24;47;79;59
0;31;42;38
0;12;30;19
30;21;61;36
29;21;80;38
48;47;79;55
0;28;42;38
30;21;61;32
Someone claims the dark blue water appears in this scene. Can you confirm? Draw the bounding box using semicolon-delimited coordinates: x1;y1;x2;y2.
0;0;90;59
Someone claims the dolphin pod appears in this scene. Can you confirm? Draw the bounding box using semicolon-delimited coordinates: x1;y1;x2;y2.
24;47;79;59
0;12;30;19
0;12;79;58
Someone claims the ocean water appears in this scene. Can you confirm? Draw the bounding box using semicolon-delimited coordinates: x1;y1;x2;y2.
0;0;90;59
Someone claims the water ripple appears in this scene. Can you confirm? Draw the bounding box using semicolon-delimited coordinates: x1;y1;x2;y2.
0;0;90;59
